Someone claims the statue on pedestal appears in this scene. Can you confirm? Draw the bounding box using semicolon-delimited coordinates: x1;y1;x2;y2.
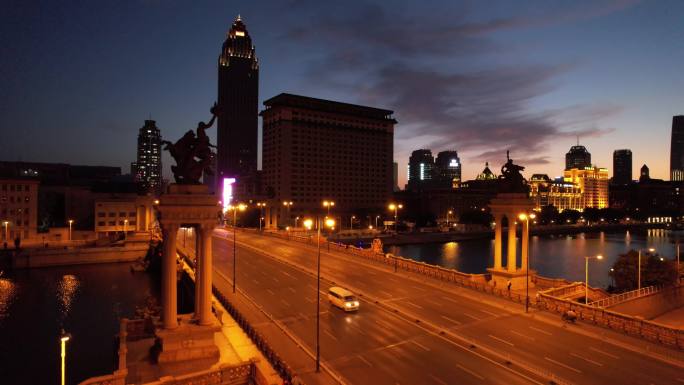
498;151;528;193
162;104;219;184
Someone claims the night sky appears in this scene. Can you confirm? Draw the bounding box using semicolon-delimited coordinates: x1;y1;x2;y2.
2;0;682;186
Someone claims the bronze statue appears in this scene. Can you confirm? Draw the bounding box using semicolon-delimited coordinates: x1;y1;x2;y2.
162;104;219;184
498;150;528;193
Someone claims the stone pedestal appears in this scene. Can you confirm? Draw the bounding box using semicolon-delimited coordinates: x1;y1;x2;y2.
487;268;536;290
155;315;221;363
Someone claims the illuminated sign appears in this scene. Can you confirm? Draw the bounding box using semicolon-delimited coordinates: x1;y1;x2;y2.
235;31;245;37
420;163;425;180
449;159;459;168
222;178;236;212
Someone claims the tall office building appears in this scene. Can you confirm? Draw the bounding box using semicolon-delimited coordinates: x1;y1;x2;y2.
217;15;259;199
563;166;609;209
434;150;461;188
407;149;434;190
612;149;632;184
261;93;395;227
565;144;591;170
135;120;162;195
670;115;684;181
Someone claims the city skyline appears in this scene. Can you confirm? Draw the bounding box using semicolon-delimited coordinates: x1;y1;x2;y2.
1;1;683;187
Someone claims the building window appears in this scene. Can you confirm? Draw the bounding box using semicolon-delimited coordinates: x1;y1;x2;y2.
98;221;105;226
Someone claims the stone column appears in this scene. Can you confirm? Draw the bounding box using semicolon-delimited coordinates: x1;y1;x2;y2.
194;226;201;319
199;224;214;325
521;217;529;272
507;215;517;272
494;213;502;270
162;224;178;329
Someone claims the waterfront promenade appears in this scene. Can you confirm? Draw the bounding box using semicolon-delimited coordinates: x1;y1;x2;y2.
211;229;684;385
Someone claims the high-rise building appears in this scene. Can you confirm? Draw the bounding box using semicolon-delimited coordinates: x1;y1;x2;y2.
612;149;632;184
135;120;162;195
261;93;395;227
565;144;591;170
563;166;609;209
434;150;461;188
670;115;684;181
217;15;259;198
528;174;582;211
407;149;434;190
393;162;400;192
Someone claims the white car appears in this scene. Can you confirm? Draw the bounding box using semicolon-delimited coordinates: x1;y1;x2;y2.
328;286;360;312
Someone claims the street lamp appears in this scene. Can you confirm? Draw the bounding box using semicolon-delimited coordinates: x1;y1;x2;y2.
60;330;71;385
388;203;403;232
585;255;603;304
295;216;300;229
350;215;355;230
283;201;294;227
123;219;128;240
256;202;266;231
638;247;656;290
375;215;380;229
68;219;74;241
447;210;453;226
3;220;9;243
228;203;247;293
518;213;536;312
316;216;335;373
322;200;335;216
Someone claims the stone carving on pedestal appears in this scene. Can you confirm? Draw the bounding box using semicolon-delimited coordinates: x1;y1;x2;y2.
487;153;535;290
154;104;223;365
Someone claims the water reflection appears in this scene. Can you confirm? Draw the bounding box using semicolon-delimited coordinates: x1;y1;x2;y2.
0;276;17;322
58;274;80;319
386;230;682;288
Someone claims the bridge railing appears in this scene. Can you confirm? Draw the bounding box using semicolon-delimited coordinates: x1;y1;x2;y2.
589;285;662;308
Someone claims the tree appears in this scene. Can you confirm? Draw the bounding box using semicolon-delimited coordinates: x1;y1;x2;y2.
609;249;678;292
539;205;559;225
458;209;493;227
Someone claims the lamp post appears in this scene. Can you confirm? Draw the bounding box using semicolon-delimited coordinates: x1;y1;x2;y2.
350;215;355;230
638;247;656;290
2;221;8;242
375;215;380;229
447;210;453;226
123;219;128;240
60;330;71;385
68;219;74;241
229;204;247;293
388;203;403;232
585;255;603;304
518;212;536;313
322;200;335;216
256;202;266;231
316;216;335;373
295;216;300;229
283;201;293;227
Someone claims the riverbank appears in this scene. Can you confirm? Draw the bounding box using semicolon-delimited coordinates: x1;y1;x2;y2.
6;243;149;269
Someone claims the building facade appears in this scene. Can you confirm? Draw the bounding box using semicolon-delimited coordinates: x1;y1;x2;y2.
528;174;582;211
261;93;395;227
565;144;592;170
612;149;632;185
94;196;155;237
563;166;609;209
217;15;259;198
407;149;434;191
135;120;162;195
434;150;462;188
671;115;684;181
0;179;39;243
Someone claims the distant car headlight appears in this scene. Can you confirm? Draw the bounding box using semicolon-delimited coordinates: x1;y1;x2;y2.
345;302;352;307
354;301;359;306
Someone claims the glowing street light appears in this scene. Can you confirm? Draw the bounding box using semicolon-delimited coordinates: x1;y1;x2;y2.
518;212;536;312
638;247;656;290
446;210;453;226
68;219;74;241
350;215;356;230
315;216;335;373
388;203;403;232
283;201;294;227
3;220;10;242
228;203;247;293
60;330;71;385
585;255;603;304
322;200;335;216
123;219;128;239
256;202;266;231
295;216;300;229
375;215;380;229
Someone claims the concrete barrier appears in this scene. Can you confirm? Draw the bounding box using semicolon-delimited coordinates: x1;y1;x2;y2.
11;244;149;268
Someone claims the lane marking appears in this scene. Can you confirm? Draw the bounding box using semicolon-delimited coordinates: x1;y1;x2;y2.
588;346;619;359
281;299;291;307
281;271;294;278
428;374;449;385
510;330;535;341
305;297;316;303
570;352;603;367
252;279;260;284
676;378;684;383
441;296;461;304
287;287;296;293
411;340;431;351
266;289;275;295
323;329;338;341
544;357;582;374
358;355;373;367
529;326;553;336
456;364;485;380
404;301;423;309
478;308;498;317
272;277;280;283
383;340;409;350
488;334;514;347
440;315;462;325
463;312;483;321
379;290;394;298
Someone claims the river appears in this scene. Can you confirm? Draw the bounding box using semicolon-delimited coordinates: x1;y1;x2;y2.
0;262;159;385
385;229;681;288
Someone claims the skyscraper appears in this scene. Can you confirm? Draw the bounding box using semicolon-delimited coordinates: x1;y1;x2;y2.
565;144;591;170
434;150;461;188
217;15;259;198
670;115;684;181
135;120;162;195
407;149;434;190
612;149;632;184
